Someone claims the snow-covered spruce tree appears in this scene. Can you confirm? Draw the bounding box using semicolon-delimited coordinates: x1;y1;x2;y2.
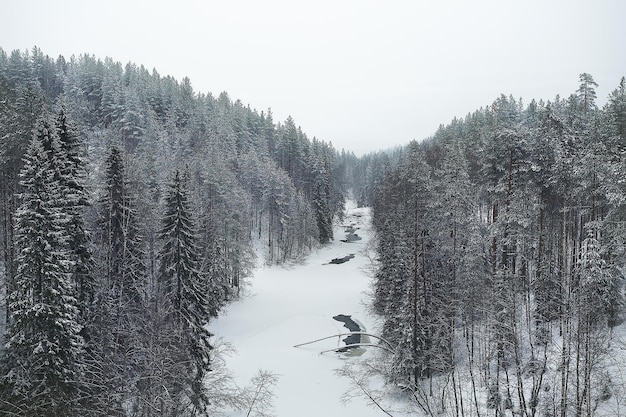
157;169;212;414
54;100;95;325
198;156;254;304
88;144;147;414
401;144;438;383
1;116;84;417
53;101;102;415
429;139;481;372
372;166;411;333
372;143;442;385
98;145;146;308
0;77;46;325
310;139;333;244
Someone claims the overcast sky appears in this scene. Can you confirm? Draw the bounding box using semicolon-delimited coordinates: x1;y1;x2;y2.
1;0;625;155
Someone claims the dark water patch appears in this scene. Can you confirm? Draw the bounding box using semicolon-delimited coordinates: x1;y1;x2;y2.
341;222;362;243
327;254;355;264
333;314;361;351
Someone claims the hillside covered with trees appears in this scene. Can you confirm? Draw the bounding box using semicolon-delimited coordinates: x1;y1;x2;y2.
356;74;626;416
1;45;626;417
0;46;349;416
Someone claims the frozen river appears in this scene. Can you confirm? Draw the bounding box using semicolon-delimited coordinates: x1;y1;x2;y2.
210;202;388;416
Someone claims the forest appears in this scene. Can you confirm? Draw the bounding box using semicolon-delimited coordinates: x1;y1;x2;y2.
0;46;347;416
0;45;625;417
355;74;626;416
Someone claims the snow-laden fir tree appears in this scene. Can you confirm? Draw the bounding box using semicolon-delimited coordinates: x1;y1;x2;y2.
158;169;212;414
1;116;84;417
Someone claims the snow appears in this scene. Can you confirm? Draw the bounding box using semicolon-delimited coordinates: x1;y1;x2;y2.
599;324;626;416
210;201;391;416
210;200;626;416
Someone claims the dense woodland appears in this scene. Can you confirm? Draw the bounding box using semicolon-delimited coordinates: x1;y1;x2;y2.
1;46;626;417
360;74;626;416
0;47;348;416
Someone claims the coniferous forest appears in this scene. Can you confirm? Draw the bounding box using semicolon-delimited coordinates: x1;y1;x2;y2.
0;47;346;416
355;75;626;416
1;46;626;416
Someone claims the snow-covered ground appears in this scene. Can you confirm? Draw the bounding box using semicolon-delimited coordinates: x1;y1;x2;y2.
210;202;392;416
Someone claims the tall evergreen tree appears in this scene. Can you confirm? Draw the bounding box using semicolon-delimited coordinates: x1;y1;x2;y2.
98;145;145;308
1;117;84;416
310;140;333;243
88;144;147;415
606;77;626;146
0;78;45;323
54;100;95;323
158;169;212;413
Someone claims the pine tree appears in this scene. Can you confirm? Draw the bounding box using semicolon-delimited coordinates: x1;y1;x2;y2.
530;102;572;325
576;73;599;124
1;117;84;416
158;169;212;413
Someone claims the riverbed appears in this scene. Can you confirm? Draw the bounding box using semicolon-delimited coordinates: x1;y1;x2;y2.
210;202;384;416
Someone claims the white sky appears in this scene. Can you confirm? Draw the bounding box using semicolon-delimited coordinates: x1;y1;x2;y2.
1;0;625;155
